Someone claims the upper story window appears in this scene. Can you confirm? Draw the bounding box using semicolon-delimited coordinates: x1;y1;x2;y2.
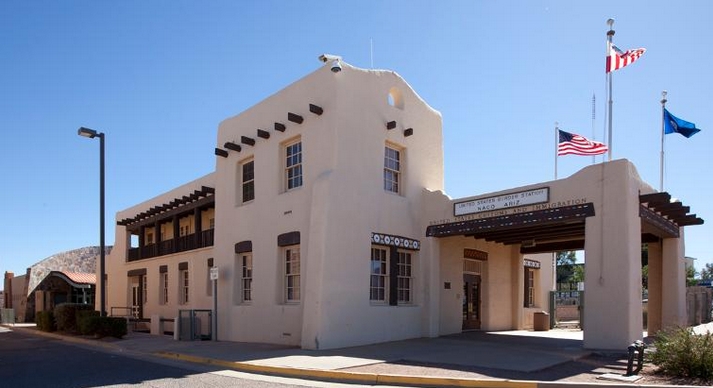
242;159;255;203
284;139;303;191
384;145;402;194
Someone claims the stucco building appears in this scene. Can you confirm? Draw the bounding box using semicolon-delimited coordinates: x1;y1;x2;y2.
104;58;702;350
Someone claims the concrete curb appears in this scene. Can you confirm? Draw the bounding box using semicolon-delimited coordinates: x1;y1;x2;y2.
154;350;539;388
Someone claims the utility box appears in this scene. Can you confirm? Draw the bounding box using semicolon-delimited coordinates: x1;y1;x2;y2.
534;311;550;331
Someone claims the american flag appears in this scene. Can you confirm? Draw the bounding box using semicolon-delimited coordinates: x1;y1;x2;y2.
558;130;608;156
606;45;646;73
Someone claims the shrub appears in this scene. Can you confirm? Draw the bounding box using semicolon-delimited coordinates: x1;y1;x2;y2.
77;310;100;335
649;326;713;381
95;317;128;339
36;311;55;332
54;303;94;333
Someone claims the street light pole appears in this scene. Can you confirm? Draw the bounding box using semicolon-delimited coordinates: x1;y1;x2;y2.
78;127;106;317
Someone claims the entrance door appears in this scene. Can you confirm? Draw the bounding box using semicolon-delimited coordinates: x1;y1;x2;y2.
131;284;140;319
462;274;481;330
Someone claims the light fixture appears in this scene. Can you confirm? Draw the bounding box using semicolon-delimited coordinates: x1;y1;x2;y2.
78;127;99;138
77;126;107;317
318;54;342;73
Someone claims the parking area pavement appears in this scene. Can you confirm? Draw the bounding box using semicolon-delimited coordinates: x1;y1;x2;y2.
8;323;710;387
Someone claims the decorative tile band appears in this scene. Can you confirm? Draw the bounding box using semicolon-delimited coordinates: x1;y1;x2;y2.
371;233;420;251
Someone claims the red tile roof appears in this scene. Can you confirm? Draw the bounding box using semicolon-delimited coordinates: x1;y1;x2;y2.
62;272;96;285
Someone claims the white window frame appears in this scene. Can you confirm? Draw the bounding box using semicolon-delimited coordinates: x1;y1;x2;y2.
370;247;387;303
160;272;168;305
284;246;300;302
370;246;415;305
284;138;303;191
241;158;255;203
241;253;253;303
525;267;535;308
384;144;402;194
397;250;413;304
180;269;189;304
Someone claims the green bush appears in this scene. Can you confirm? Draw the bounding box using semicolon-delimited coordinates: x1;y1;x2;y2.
77;310;100;335
36;311;55;332
95;317;128;339
54;303;94;333
649;326;713;381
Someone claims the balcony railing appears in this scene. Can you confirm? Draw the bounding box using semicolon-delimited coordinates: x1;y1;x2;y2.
127;229;214;262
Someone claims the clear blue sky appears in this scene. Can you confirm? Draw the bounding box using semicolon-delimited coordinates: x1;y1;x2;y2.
1;1;711;275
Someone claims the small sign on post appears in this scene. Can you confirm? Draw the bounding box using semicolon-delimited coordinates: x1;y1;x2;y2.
210;266;219;281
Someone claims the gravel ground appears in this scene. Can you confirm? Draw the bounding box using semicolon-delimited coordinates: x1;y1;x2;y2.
342;353;710;386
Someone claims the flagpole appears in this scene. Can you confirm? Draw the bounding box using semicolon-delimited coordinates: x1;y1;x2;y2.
554;122;559;180
606;18;615;161
660;90;667;191
591;93;596;165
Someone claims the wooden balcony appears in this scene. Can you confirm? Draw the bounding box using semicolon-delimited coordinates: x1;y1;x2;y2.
127;229;214;262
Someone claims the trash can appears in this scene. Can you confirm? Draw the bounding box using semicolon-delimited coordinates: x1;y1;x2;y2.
533;311;550;331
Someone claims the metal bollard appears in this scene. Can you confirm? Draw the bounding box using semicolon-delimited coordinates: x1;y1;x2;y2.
626;340;646;376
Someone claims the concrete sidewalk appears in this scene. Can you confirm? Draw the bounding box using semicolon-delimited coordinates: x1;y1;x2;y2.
6;323;711;387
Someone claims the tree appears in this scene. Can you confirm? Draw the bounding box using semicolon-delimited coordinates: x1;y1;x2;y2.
556;251;577;284
686;265;698;287
700;263;713;281
572;263;584;284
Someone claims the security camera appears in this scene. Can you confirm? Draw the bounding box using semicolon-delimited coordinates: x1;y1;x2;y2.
330;60;342;73
318;53;341;63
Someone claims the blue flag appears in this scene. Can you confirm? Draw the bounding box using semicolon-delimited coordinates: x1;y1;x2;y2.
664;108;701;138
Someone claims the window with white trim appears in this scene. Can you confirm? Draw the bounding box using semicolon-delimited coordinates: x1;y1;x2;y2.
370;247;387;302
397;251;413;304
370;245;415;305
384;145;401;194
180;269;189;304
160;272;168;305
284;139;303;191
241;158;255;203
524;267;535;308
241;253;253;302
284;246;300;302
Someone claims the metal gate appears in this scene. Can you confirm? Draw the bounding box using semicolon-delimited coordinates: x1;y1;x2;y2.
178;309;212;341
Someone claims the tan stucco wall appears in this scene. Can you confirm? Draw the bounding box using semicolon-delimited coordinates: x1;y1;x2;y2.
104;59;689;352
423;159;686;350
105;174;215;318
210;62;443;349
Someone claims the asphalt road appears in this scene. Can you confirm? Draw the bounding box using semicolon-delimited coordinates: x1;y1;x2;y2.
0;327;405;388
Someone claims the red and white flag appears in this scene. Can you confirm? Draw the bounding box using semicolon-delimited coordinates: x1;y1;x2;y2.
606;45;646;73
558;130;608;156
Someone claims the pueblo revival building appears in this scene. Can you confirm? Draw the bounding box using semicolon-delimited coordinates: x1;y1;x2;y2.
104;58;702;350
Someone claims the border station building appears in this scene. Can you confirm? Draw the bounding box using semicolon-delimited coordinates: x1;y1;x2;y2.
105;58;703;350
